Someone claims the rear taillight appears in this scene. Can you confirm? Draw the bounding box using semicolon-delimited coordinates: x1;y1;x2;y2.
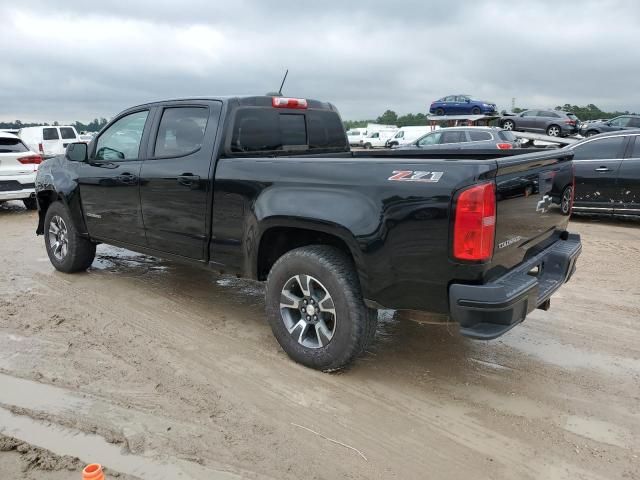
18;154;43;165
272;97;308;109
38;143;44;153
565;120;576;125
496;143;512;149
453;182;496;261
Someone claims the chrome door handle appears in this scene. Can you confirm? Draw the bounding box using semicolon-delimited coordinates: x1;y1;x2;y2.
594;167;610;172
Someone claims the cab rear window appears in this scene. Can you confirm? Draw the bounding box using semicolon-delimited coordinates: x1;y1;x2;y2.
229;108;347;154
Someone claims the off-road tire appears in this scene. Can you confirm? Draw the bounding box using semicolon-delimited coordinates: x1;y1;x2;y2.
265;245;377;372
44;202;96;273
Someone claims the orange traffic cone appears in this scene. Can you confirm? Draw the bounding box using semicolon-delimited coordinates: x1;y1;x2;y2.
82;463;104;480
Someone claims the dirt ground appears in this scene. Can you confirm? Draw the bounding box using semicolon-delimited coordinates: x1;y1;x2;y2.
0;200;638;480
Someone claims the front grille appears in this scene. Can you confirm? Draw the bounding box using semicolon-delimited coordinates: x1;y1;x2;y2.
0;181;35;192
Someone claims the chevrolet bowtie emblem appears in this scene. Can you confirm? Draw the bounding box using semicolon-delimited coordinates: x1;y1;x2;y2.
536;194;553;213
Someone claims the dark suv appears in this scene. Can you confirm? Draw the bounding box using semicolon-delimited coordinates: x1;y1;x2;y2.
580;115;640;137
500;110;580;137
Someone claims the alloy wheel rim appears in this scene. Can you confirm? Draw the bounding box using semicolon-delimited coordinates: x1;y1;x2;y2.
280;274;337;349
48;215;69;261
504;122;513;130
549;127;560;136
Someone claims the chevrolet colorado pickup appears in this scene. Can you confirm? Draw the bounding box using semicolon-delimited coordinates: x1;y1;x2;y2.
35;96;581;371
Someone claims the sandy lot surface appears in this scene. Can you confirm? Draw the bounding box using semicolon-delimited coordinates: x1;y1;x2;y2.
0;200;638;480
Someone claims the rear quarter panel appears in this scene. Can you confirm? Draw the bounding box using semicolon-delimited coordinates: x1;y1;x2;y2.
211;156;496;312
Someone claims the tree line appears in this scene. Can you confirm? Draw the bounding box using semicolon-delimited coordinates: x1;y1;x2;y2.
344;103;636;130
0;118;109;133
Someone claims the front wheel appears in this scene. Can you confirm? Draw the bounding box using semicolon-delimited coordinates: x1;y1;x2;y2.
585;130;598;137
561;186;573;215
471;107;481;115
363;142;372;149
265;245;377;372
44;202;96;273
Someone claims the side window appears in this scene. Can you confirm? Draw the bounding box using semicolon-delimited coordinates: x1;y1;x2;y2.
628;117;640;128
572;137;626;160
609;117;629;127
469;130;492;141
441;131;463;144
443;96;455;102
395;131;404;138
42;128;59;140
522;111;539;117
154;107;208;157
539;111;558;118
95;110;149;161
60;127;77;140
417;132;441;146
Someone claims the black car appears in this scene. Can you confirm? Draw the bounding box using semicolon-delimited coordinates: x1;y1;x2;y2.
567;130;640;216
579;115;640;137
500;110;580;137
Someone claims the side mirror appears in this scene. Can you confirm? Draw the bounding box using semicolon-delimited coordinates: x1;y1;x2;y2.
65;142;88;162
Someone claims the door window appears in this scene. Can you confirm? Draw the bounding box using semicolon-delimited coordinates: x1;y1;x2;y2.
468;130;492;141
609;117;630;127
417;132;442;146
42;128;59;140
572;137;625;160
628;117;640;128
539;111;559;118
154;107;208;157
440;131;464;144
521;111;539;117
60;127;77;140
95;111;149;161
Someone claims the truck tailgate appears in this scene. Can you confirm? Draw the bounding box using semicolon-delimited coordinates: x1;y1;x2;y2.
490;149;574;276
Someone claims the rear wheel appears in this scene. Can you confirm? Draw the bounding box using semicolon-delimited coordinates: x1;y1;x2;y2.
23;197;38;210
265;245;377;372
44;202;96;273
561;186;573;215
585;130;598;137
502;119;515;130
435;108;445;116
546;125;561;137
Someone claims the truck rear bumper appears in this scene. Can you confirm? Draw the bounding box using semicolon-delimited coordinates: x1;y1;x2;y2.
449;233;581;340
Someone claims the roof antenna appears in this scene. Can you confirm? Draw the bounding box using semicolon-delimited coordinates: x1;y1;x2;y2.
277;69;288;96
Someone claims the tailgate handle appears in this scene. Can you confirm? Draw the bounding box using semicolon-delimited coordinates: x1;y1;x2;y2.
595;167;610;172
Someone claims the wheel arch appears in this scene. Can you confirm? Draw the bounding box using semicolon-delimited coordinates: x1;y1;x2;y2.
36;188;88;237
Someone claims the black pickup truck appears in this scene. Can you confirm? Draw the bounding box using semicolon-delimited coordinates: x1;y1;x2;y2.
35;96;581;371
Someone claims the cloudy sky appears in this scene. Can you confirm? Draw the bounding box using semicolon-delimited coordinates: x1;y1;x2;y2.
1;0;638;123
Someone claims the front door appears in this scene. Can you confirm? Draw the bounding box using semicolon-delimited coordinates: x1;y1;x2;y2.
139;101;222;260
571;135;627;212
616;135;640;215
77;109;151;245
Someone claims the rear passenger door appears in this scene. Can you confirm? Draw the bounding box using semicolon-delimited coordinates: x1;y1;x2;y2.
616;135;640;215
41;127;61;157
439;130;465;148
139;101;223;259
518;111;539;131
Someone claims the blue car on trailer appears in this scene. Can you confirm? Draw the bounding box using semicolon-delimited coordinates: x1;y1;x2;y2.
429;94;498;116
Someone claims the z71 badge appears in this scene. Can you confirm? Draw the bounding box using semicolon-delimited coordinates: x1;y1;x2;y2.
388;171;444;183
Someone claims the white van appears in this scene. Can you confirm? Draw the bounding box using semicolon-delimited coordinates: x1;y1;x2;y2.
386;126;439;148
346;128;368;147
361;128;398;149
19;125;80;158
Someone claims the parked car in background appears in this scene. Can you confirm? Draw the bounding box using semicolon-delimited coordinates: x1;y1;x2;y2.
567;129;640;216
386;126;437;148
579;115;640;137
0;132;42;209
429;95;498;116
500;110;580;137
346;128;367;147
19;125;80;158
361;128;398;148
401;127;519;150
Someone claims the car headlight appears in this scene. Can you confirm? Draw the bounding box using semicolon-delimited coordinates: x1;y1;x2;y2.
482;103;489;107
